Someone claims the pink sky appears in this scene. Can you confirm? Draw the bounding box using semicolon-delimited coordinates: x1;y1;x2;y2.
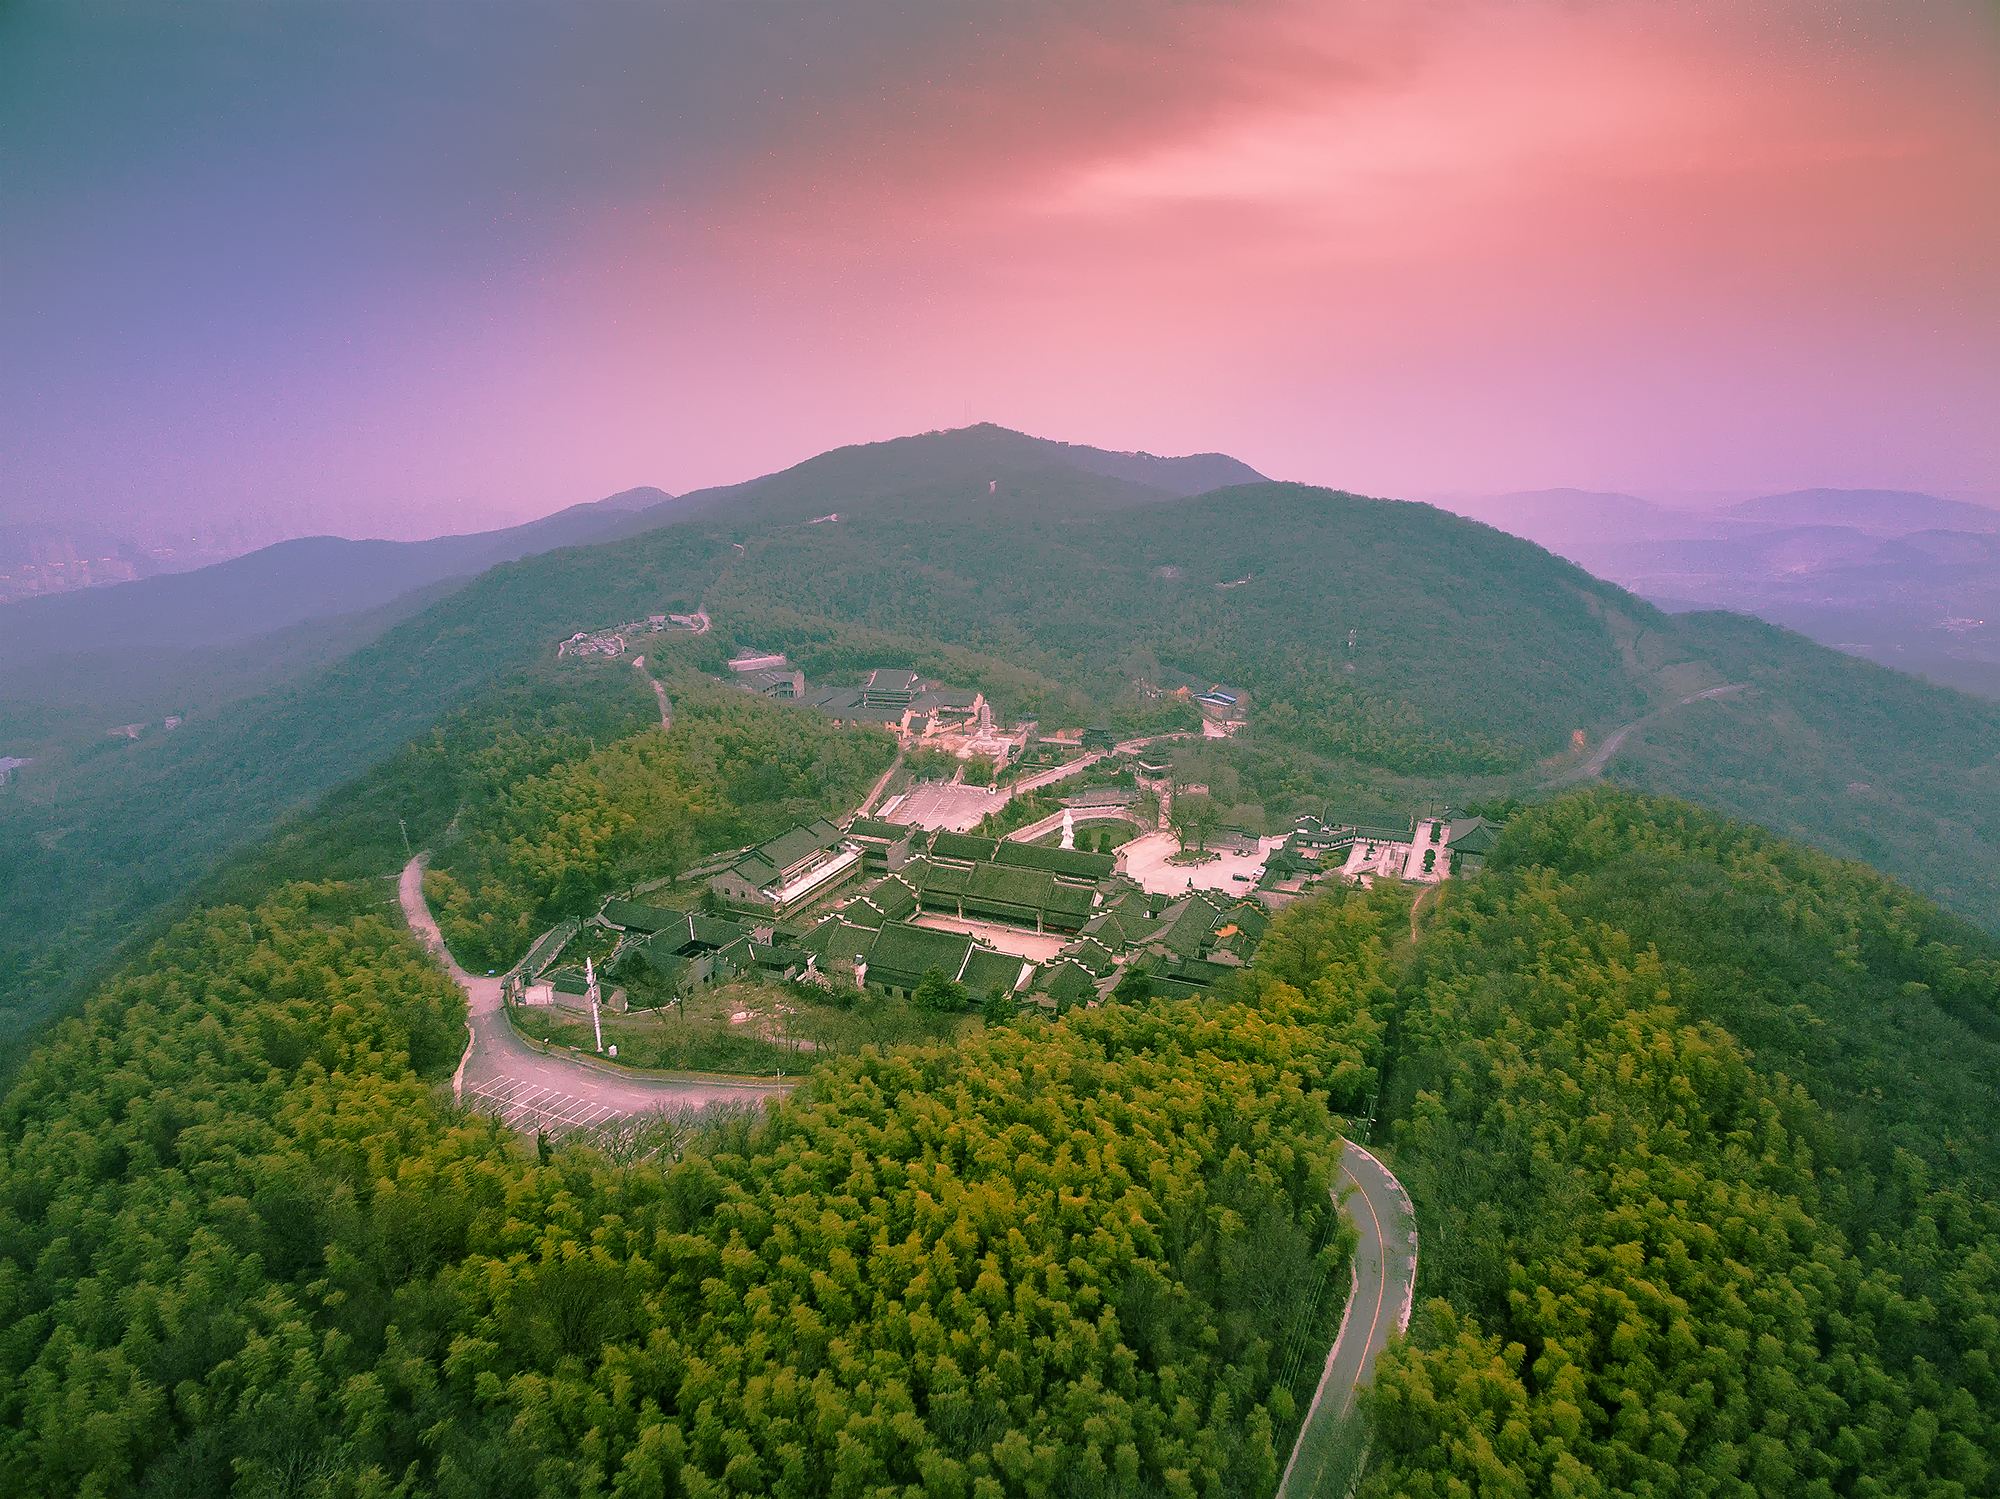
4;0;1996;538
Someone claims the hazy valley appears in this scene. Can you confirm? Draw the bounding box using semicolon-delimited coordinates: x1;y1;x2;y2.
1442;487;2000;699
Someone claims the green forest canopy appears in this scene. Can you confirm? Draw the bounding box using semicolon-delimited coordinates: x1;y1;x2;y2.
3;757;1998;1494
1354;791;2000;1496
0;879;1365;1497
421;673;895;972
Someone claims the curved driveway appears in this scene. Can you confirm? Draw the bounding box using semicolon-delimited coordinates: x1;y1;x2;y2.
399;856;790;1130
1278;1140;1419;1498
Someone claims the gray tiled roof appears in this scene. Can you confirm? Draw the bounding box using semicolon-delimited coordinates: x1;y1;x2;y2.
993;841;1116;880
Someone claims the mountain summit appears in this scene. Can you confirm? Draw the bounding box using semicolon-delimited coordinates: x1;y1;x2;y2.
636;422;1267;529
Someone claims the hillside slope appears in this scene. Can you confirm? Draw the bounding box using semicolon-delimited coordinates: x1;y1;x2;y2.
0;581;462;760
708;481;1659;772
0;430;1254;1045
1351;791;2000;1495
0;486;681;763
4;429;1998;1060
1452;486;2000;704
1605;609;2000;918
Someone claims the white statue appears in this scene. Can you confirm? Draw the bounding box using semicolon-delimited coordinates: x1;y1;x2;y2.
586;956;604;1054
1060;808;1076;850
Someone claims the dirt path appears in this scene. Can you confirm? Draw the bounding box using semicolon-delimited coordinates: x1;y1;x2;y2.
1408;882;1438;945
631;655;673;730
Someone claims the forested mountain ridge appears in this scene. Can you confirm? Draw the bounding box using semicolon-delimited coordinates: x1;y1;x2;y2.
1356;790;2000;1495
1606;607;2000;920
5;427;2000;1073
0;423;1248;674
0;427;1257;1051
0;529;733;1054
642;422;1267;528
706;480;1661;772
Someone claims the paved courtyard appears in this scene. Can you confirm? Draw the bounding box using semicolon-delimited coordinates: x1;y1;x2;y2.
910;912;1069;961
1118;829;1284;896
881;778;1005;831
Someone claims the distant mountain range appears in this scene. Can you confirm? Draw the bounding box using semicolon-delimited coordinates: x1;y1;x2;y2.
0;485;677;765
1437;487;1730;545
0;426;1257;663
0;516;320;604
0;485;676;660
1438;485;2000;700
1722;488;2000;535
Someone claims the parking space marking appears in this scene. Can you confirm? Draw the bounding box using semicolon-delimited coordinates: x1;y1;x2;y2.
468;1074;634;1137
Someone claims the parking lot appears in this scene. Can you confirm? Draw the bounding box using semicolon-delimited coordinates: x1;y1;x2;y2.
466;1077;625;1135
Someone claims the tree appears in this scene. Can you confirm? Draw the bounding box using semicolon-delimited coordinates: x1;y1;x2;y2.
912;967;969;1013
1169;792;1221;854
1111;965;1155;1004
980;985;1014;1025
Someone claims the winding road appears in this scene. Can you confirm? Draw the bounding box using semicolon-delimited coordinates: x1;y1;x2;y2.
399;857;790;1132
1278;1141;1420;1499
1545;682;1748;788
